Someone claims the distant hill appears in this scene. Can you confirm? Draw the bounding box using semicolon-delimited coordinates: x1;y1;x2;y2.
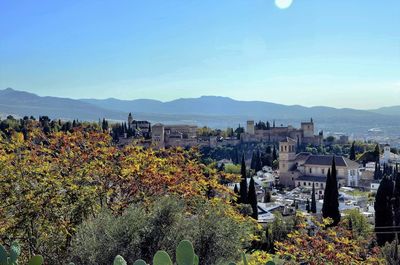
81;95;392;124
369;106;400;116
1;88;400;134
0;88;125;121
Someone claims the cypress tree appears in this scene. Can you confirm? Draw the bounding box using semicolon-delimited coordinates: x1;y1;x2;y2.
311;182;317;213
239;154;248;204
394;173;400;239
251;152;257;170
375;176;395;246
374;144;380;162
264;189;271;203
234;184;239;195
322;157;340;226
306;198;310;213
374;162;379;180
248;177;258;220
255;150;262;172
349;141;356;160
272;145;278;161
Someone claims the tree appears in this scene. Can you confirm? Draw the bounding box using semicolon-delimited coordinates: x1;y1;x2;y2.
322;157;340;226
234;184;239;195
275;215;383;264
349;141;356;160
248;177;258;220
239;154;248;204
374;162;381;180
375;176;395;246
311;183;317;214
272;146;278;162
255;150;262;172
264;190;271;203
306;199;310;213
374;144;381;162
0;127;238;263
70;197;255;265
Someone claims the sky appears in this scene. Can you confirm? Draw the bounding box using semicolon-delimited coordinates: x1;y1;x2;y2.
1;0;399;109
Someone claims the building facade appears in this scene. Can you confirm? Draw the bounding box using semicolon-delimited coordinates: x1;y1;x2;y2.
241;118;322;145
279;137;360;188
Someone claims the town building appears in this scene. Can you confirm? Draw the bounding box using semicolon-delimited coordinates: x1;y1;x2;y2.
151;123;198;148
127;113;151;138
380;144;400;165
278;137;360;191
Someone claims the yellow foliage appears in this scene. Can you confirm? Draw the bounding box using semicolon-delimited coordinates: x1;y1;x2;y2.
0;128;246;263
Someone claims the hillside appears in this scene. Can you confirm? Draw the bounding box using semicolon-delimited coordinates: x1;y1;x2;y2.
0;88;126;121
2;88;400;134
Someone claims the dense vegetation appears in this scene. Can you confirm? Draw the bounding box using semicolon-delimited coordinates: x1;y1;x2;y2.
0;116;397;264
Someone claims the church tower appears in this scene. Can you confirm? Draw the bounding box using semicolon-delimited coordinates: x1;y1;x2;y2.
279;137;297;186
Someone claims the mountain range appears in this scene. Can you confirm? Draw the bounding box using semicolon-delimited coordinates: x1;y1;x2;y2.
1;88;400;134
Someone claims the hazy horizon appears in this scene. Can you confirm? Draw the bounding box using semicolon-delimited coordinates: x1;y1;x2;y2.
1;0;400;109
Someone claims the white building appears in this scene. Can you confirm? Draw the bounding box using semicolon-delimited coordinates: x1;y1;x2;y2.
380;144;400;165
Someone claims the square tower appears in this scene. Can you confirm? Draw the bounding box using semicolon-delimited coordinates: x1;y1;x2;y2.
246;120;255;135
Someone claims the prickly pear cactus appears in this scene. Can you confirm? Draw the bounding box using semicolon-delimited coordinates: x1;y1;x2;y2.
27;255;44;265
153;251;172;265
176;240;195;265
113;255;127;265
0;241;43;265
133;259;147;265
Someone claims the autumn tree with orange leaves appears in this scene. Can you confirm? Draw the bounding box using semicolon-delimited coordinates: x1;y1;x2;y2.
0;126;243;263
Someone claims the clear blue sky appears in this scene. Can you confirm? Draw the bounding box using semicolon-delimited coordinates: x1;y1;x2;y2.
1;0;399;109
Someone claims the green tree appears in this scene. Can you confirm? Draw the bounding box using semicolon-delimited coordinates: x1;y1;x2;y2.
375;176;395;246
322;157;340;226
70;197;254;265
311;183;317;214
374;144;381;162
350;141;356;160
248;177;258;220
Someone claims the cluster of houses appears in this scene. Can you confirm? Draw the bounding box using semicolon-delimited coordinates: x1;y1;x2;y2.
226;137;399;224
122;113;400;224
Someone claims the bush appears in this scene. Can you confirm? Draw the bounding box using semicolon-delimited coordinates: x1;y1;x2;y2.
70;197;255;265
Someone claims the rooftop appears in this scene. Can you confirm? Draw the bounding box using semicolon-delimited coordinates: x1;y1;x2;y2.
304;155;359;168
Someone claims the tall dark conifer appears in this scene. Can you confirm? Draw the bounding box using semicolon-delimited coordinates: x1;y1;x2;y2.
239;154;248;204
322;157;340;226
251;152;257;170
311;182;317;213
374;144;380;163
248;177;258;220
306;198;310;213
349;141;356;160
255;150;262;172
272;146;278;161
233;184;239;195
375;176;395;246
393;172;400;239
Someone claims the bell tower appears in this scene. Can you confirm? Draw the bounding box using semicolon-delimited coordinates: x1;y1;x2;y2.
279;137;296;173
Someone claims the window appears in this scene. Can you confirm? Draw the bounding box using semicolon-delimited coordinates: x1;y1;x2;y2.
309;168;312;174
304;182;306;186
321;184;324;188
309;182;311;186
316;183;319;187
322;168;325;174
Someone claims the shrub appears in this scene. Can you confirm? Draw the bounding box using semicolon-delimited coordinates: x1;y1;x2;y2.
70;197;255;265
